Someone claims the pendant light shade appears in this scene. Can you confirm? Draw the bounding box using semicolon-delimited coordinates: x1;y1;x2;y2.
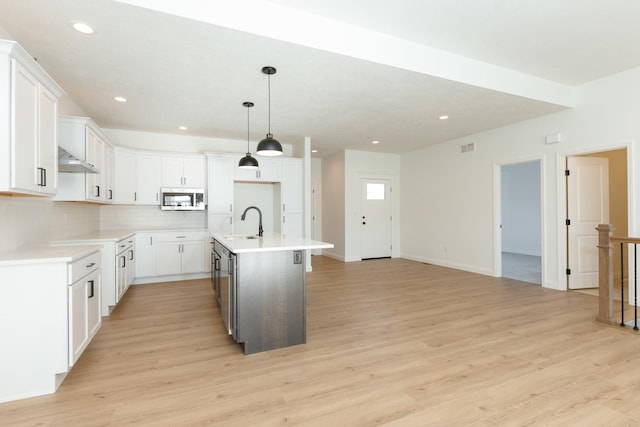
256;66;283;156
239;101;259;169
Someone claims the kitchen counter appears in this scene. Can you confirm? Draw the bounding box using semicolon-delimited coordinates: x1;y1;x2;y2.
211;232;333;355
0;245;102;266
211;232;333;253
54;228;209;244
53;229;136;243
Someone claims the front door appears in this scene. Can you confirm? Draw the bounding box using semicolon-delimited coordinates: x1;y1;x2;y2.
361;178;392;259
567;156;609;289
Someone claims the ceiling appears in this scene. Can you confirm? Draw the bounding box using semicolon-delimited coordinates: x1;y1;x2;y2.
1;0;639;157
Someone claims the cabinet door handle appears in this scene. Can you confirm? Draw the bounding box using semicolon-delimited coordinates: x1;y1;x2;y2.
150;236;153;245
134;192;137;201
37;167;45;186
283;203;286;212
283;216;286;224
88;280;95;298
120;255;126;268
108;189;113;200
129;249;134;261
95;185;100;197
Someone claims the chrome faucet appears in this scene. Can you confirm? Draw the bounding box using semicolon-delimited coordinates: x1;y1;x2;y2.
240;206;263;237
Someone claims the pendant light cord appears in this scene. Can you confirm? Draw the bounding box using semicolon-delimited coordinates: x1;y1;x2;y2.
247;104;250;152
267;73;272;137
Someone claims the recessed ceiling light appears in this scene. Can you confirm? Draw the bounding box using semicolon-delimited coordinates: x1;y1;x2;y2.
72;22;94;34
178;126;188;131
439;115;449;120
372;140;380;144
113;96;127;103
311;149;318;153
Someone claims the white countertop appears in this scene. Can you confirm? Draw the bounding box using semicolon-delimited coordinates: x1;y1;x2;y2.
0;245;103;266
53;229;137;244
53;228;208;244
211;232;334;254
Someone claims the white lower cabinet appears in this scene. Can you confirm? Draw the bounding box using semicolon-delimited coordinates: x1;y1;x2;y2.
53;234;135;316
134;230;210;283
135;232;156;278
156;231;207;276
116;238;135;302
68;266;101;366
0;248;101;403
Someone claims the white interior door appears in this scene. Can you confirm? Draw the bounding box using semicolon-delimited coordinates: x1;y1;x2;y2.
567;156;609;289
361;179;392;259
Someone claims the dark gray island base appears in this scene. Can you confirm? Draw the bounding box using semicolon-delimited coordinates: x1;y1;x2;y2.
211;233;333;355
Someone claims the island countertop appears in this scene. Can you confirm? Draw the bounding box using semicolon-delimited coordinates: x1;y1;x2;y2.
211;232;333;254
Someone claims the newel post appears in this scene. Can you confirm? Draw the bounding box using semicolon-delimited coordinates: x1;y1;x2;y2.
596;224;616;324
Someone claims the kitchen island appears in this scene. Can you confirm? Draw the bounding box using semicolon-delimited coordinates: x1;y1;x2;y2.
211;232;333;355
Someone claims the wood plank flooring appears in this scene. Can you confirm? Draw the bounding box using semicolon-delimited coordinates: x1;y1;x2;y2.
2;256;640;426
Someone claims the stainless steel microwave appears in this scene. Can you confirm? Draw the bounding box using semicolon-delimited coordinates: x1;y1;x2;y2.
160;188;205;211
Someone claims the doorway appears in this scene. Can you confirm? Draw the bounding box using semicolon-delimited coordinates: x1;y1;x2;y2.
566;148;628;291
361;178;392;259
500;160;542;284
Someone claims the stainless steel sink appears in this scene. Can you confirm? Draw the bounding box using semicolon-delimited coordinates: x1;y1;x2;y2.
224;234;260;240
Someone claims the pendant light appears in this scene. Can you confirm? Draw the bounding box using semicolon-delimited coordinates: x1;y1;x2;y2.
238;101;259;169
256;66;283;156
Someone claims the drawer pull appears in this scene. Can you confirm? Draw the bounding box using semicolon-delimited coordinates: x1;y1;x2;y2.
86;262;96;268
176;236;186;239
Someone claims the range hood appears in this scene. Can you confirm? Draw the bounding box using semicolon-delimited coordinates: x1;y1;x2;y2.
57;146;99;174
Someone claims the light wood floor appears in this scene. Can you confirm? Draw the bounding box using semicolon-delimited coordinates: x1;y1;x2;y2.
2;256;640;426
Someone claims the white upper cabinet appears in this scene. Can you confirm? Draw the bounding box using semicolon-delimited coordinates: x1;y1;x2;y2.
55;116;114;203
281;158;303;213
161;154;206;188
207;154;235;214
281;158;304;239
234;156;282;182
114;148;136;204
0;41;63;196
114;149;162;205
207;154;235;234
104;143;115;202
136;152;162;205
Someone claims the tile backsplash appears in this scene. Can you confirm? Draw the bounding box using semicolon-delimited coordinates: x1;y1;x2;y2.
0;196;99;252
100;205;206;230
0;195;206;253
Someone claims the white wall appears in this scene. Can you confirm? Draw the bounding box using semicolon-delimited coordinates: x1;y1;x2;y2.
501;160;541;256
232;182;277;235
400;65;640;290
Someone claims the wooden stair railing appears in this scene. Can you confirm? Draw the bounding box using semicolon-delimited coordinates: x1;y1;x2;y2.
596;224;640;328
596;224;617;325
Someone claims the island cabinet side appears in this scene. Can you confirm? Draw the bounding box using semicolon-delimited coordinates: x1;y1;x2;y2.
235;250;306;355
